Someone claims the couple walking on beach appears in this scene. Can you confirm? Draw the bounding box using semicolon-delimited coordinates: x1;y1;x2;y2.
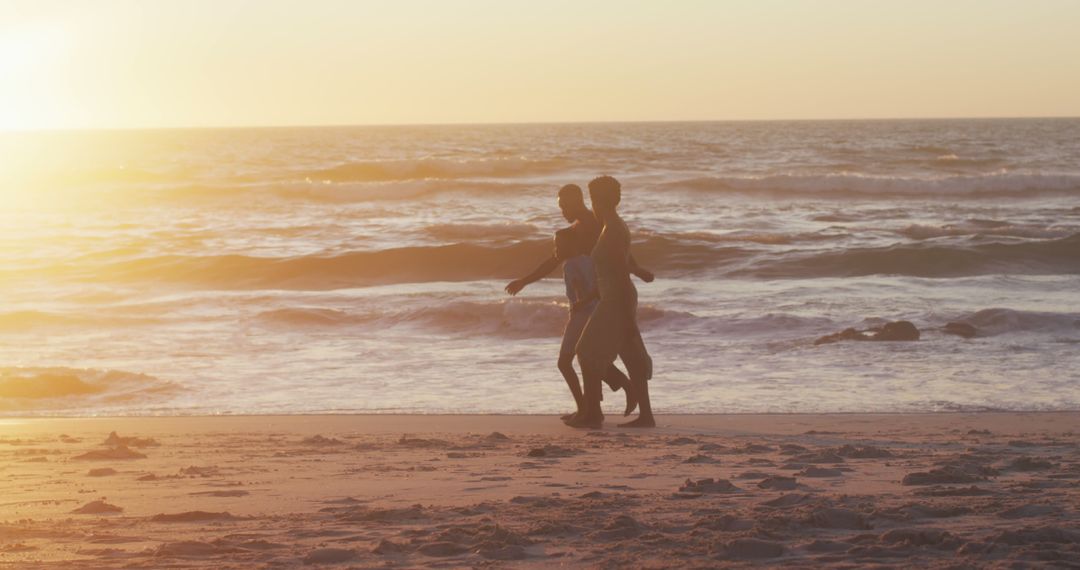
506;176;656;429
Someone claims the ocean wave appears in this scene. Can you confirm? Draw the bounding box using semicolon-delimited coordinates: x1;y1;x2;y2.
663;172;1080;199
303;157;566;183
424;222;540;242
896;221;1076;241
89;238;753;289
51;231;1080;288
737;233;1080;279
148;179;535;204
0;310;158;330
959;308;1080;337
0;367;177;412
255;300;701;338
254;300;841;341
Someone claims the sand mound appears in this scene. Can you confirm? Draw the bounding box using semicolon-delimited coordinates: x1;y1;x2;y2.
150;511;240;523
679;478;740;494
758;476;798;490
300;435;343;446
73;445;146;460
72;500;123;514
104;431;159;448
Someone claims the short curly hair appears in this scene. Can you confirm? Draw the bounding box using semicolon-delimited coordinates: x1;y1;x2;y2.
588;175;621;207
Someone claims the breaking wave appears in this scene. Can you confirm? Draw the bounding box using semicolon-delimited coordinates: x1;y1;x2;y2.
0;367;178;413
664;172;1080;199
738;233;1080;279
959;308;1080;337
303;157;566;182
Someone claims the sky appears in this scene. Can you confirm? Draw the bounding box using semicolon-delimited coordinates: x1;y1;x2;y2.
2;0;1079;130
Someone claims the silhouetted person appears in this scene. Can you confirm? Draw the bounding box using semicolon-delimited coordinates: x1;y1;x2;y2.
505;184;650;417
553;227;635;420
505;184;653;294
570;176;655;429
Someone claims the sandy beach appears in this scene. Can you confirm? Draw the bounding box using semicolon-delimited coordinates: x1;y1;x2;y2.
1;412;1077;568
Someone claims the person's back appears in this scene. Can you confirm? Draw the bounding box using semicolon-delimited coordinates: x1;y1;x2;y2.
591;216;634;303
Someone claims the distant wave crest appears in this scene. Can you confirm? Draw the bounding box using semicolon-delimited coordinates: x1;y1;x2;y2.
664;172;1080;199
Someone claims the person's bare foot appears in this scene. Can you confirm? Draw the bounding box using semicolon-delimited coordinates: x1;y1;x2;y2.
564;412;603;429
560;411;577;421
618;415;655;428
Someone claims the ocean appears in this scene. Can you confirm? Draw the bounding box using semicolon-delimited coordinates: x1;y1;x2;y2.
1;118;1078;416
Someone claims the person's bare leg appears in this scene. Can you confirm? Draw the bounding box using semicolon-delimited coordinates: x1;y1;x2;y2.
558;355;584;421
604;364;638;416
564;362;603;429
618;375;654;428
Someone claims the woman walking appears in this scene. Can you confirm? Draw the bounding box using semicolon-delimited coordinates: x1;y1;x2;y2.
568;176;655;428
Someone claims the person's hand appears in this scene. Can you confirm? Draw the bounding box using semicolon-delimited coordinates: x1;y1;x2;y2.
636;269;655;283
505;279;526;296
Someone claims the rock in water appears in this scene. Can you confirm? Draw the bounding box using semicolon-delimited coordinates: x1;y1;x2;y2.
872;321;920;341
815;321;920;345
943;322;977;338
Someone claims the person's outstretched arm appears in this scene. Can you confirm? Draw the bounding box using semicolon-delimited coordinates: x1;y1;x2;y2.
505;255;559;295
628;253;654;283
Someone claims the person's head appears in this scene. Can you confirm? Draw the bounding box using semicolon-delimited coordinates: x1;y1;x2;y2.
553;227;581;261
588;176;621;221
557;184;587;223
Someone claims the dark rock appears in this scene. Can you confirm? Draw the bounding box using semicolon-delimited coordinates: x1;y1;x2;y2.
943;322;977;338
873;321;920;341
815;321;920;345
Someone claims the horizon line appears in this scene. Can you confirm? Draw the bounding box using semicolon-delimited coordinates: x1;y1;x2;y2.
5;114;1080;134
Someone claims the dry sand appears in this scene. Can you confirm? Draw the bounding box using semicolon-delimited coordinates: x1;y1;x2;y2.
1;413;1078;568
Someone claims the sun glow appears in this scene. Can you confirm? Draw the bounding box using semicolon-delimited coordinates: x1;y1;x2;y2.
0;17;73;131
1;0;1078;131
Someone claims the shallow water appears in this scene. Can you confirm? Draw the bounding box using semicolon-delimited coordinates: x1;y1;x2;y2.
1;119;1078;415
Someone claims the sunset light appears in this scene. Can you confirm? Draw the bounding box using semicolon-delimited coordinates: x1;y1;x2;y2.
1;2;1078;568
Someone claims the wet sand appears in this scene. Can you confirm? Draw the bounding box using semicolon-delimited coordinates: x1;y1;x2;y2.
1;413;1078;567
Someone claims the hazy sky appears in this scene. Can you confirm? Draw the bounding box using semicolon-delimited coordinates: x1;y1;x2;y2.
2;0;1079;129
